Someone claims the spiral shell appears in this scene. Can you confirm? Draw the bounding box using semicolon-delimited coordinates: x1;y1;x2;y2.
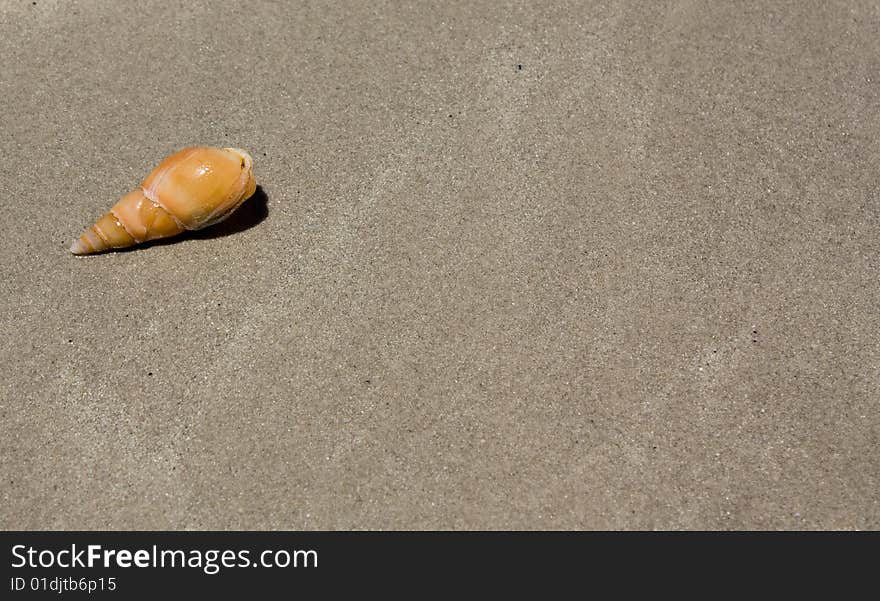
70;146;257;255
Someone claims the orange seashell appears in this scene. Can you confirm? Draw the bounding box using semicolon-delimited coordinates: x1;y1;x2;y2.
70;146;257;255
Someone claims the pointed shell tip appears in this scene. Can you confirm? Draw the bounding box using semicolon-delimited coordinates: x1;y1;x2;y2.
69;239;87;255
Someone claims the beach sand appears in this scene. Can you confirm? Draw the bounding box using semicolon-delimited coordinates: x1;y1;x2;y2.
1;1;877;529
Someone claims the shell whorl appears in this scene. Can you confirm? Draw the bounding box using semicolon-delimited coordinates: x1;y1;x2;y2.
70;147;256;255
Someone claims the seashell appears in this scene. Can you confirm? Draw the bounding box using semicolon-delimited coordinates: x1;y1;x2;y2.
70;146;257;255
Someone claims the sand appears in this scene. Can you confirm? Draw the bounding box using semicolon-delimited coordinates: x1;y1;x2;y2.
1;1;877;529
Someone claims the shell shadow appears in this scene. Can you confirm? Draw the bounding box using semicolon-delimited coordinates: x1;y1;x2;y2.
113;186;269;252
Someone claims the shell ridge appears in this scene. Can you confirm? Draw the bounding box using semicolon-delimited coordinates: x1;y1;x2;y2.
83;229;102;252
143;147;199;228
90;223;110;246
141;186;186;231
109;207;142;243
